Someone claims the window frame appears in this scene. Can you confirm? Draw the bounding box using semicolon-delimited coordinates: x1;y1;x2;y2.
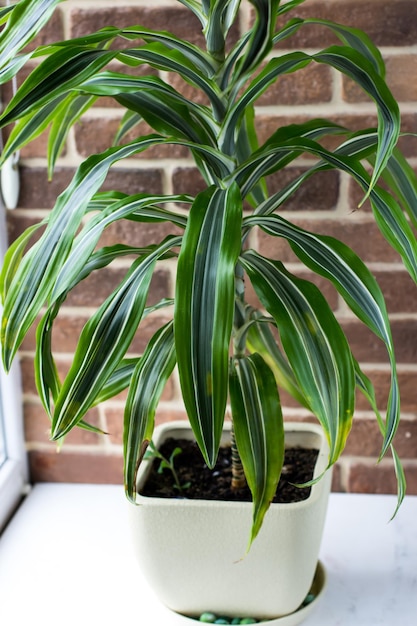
0;204;28;532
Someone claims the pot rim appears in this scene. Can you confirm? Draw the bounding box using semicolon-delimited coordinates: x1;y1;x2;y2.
135;420;332;510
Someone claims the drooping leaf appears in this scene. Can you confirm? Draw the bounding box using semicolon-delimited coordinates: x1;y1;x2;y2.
230;352;284;547
47;93;97;178
245;310;312;411
244;213;402;456
0;0;63;71
124;321;176;502
51;237;180;440
241;250;355;466
175;183;242;467
1;135;170;369
354;362;406;515
313;45;400;195
50;193;187;302
0;47;118;126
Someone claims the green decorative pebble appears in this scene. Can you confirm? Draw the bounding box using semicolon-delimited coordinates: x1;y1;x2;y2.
239;619;257;624
199;612;217;623
302;593;316;606
231;620;241;625
214;620;230;624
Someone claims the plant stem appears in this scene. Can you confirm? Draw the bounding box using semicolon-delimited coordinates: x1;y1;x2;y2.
231;425;247;490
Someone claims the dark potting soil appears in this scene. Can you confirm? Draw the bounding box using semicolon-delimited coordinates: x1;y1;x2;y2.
140;438;319;503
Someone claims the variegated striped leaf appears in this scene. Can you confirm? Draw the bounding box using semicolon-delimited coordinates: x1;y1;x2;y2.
241;250;355;466
0;47;118;126
94;359;140;406
0;219;47;300
50;193;187;302
381;148;417;230
355;362;406;515
314;46;399;192
245;310;312;411
229;352;284;547
120;46;223;116
237;0;279;76
124;321;176;502
47;94;97;178
51;237;179;440
237;137;417;289
175;183;242;467
245;213;401;456
1;135;170;369
0;0;63;70
0;95;67;167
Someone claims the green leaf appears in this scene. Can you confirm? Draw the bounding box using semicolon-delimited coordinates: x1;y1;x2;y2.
113;110;143;146
0;47;117;126
47;93;97;178
35;302;62;417
355;363;405;514
124;321;176;502
119;43;222;112
230;352;284;547
245;309;312;411
313;45;400;195
241;250;355;466
175;183;242;467
1;135;169;370
0;95;67;167
237;136;417;296
93;358;141;405
0;0;63;71
236;0;279;77
0;53;31;86
50;193;187;302
381;148;417;230
51;237;180;440
222;51;311;154
0;220;47;301
245;212;402;457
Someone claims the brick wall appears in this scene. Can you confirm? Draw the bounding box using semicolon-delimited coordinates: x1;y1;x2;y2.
3;0;417;493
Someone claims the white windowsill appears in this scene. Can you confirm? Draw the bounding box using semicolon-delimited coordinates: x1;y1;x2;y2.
0;485;415;626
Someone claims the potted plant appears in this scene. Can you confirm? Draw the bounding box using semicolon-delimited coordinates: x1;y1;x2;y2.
0;0;416;621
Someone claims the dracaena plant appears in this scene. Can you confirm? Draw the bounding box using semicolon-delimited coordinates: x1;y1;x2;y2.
0;0;416;545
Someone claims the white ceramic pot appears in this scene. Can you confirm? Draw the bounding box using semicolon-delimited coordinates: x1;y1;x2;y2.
128;420;332;620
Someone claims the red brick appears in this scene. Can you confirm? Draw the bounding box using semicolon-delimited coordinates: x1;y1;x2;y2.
343;54;417;103
105;404;184;445
342;318;417;365
74;117;189;159
343;418;417;459
347;460;417;495
65;267;171;308
266;168;340;212
4;213;45;247
257;63;333;105
98;218;182;249
372;270;417;314
28;449;123;483
24;402;101;446
22;313;174;356
18;167;75;209
257;217;400;264
100;167;164;195
276;1;417;48
355;368;417;414
70;7;206;48
172;167;206;198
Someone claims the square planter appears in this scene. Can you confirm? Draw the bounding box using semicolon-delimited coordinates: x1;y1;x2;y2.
128;420;332;620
